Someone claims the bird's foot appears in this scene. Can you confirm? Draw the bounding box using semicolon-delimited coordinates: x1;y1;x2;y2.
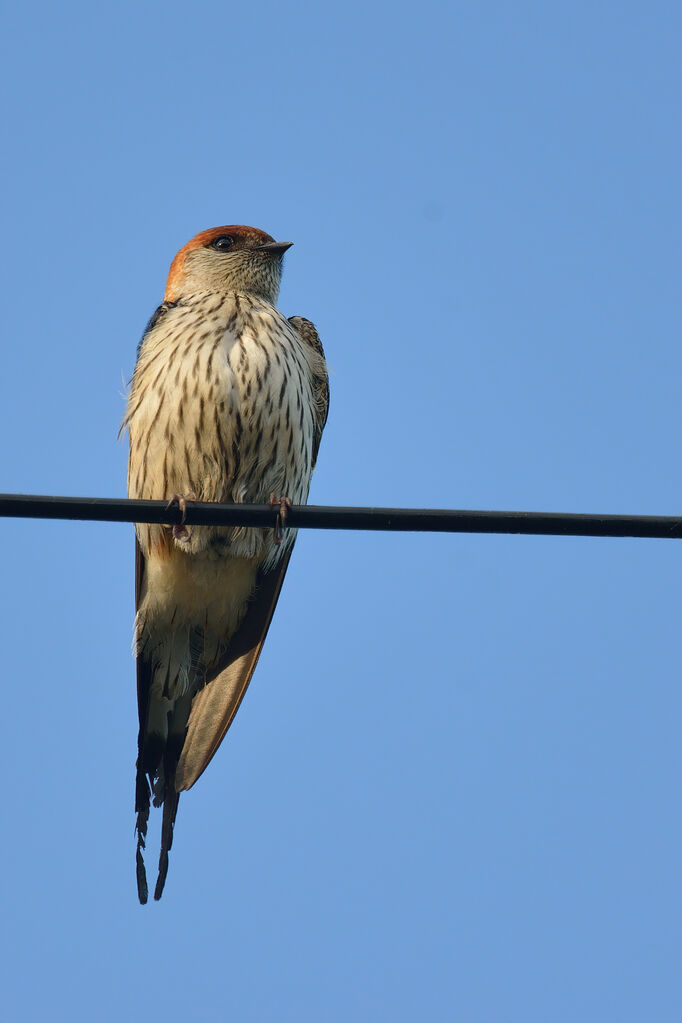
167;491;198;542
269;494;292;546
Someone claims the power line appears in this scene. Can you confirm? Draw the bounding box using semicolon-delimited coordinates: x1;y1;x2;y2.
0;493;680;539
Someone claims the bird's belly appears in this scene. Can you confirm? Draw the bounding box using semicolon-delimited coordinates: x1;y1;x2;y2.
138;546;258;688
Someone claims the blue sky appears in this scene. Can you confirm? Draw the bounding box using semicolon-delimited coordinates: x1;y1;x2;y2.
1;2;680;1020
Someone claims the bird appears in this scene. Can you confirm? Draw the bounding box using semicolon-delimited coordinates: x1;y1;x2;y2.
121;225;329;903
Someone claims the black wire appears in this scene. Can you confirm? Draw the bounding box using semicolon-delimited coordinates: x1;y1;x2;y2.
0;493;680;539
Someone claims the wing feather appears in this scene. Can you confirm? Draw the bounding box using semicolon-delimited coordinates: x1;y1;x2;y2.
134;539;153;903
288;316;329;467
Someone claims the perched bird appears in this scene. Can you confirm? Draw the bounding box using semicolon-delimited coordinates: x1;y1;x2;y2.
122;226;329;903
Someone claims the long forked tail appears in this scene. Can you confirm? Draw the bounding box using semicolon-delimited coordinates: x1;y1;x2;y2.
135;766;151;904
154;788;179;901
135;735;183;904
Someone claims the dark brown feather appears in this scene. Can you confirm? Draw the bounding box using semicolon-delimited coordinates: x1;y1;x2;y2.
154;738;181;901
133;539;152;904
288;316;329;467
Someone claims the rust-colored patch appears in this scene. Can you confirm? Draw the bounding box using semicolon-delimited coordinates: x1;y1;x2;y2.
164;225;275;302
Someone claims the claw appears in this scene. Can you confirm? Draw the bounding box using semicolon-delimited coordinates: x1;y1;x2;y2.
167;491;198;542
269;494;292;546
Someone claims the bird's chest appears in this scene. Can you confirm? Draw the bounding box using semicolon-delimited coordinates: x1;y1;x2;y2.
129;307;315;505
216;316;315;498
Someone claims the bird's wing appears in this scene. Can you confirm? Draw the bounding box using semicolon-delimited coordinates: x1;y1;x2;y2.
288;315;329;467
175;545;294;791
133;537;156;903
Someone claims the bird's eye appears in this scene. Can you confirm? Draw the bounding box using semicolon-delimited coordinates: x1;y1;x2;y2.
210;235;235;251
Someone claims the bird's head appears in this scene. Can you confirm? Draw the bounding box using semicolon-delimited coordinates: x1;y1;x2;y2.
164;225;292;304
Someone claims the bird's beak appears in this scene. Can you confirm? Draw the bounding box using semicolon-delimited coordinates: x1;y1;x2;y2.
257;241;293;257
